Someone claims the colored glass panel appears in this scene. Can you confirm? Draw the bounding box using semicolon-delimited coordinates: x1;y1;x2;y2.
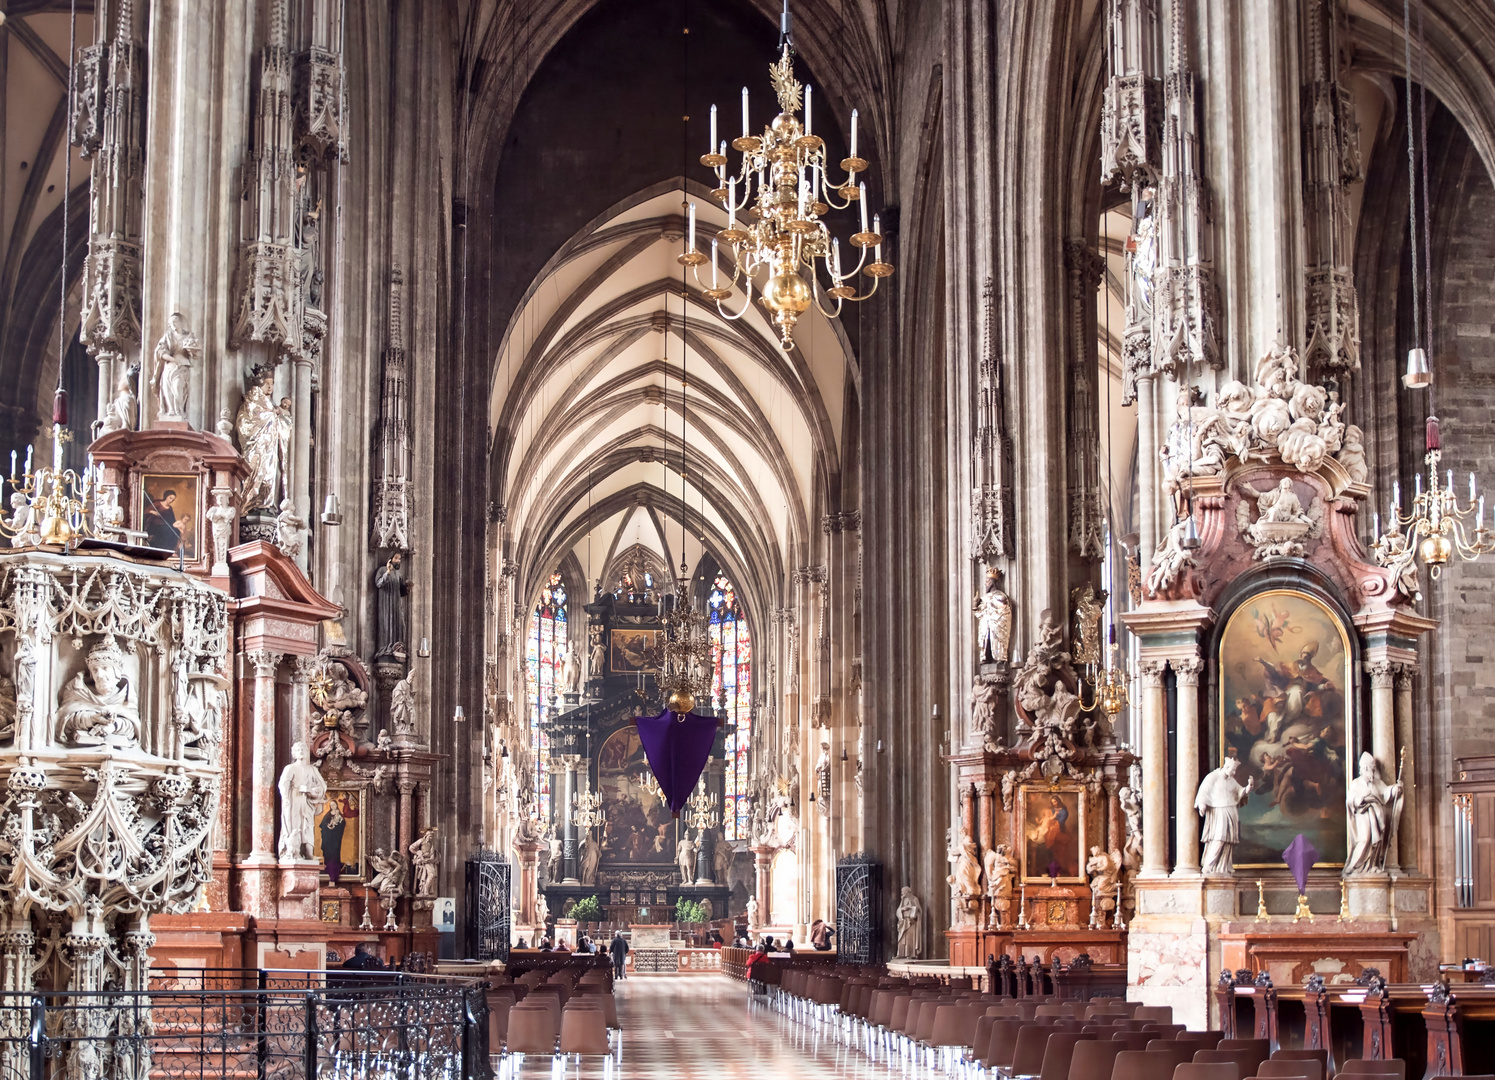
527;573;567;823
708;573;752;839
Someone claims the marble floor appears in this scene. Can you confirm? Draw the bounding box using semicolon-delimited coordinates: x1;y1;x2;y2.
493;975;903;1078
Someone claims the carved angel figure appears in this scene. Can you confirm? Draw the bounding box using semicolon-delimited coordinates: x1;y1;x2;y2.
53;637;141;748
150;312;198;422
368;847;408;907
6;493;39;548
273;499;308;559
1086;846;1122;919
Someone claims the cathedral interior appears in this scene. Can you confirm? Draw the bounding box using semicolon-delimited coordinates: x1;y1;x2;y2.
3;0;1495;1072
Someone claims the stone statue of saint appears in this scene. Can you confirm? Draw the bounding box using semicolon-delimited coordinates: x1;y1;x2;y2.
53;637;141;748
150;312;198;422
99;364;138;435
273;499;307;559
6;493;39;548
948;829;983;912
984;843;1015;928
973;568;1013;665
713;836;732;884
1085;847;1122;921
1195;757;1254;875
235;369;292;511
276;740;327;861
895;887;924;959
1344;752;1405;876
588;635;606;680
368;847;408;907
410;825;440;897
746;896;760;931
374;553;407;659
579;833;601;886
206;490;236;570
389;670;416;734
561;646;579;694
677;833;696;884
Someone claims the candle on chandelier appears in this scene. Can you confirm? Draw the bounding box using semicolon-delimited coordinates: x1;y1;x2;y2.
741;87;750;138
9;451;15;480
805;85;813;137
859;183;869;232
832;237;842;278
1480;496;1486;524
1373;511;1380;539
1448;469;1454;495
24;445;32;475
798;178;808;218
727;178;737;228
850;108;859;160
687;202;697;253
710;238;719;288
1416;473;1423;500
873;213;883;262
1473;473;1479;502
710;104;717;155
1394;479;1401;509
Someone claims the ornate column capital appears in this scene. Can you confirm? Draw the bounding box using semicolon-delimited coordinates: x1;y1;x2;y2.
247;650;282;679
1364;661;1396;689
1172;655;1205;686
1393;664;1416;691
1139;659;1168;687
290;656;319;682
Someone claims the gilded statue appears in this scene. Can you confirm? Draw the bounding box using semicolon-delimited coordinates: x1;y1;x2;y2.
53;637;141;748
235;368;292;511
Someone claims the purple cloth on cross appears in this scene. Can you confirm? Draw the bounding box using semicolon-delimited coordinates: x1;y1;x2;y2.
635;709;718;817
1282;834;1319;894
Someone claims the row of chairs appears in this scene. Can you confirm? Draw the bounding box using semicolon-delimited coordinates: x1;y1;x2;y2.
757;971;1456;1080
490;964;617;1067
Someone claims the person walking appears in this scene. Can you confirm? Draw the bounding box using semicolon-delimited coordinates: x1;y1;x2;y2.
609;930;629;980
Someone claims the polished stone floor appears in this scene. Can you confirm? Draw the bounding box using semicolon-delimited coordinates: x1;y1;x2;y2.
493;974;897;1078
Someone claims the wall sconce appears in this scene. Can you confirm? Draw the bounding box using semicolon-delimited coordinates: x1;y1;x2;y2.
320;492;342;526
418;637;430;658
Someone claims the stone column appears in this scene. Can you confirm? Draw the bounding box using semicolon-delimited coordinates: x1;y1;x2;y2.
292;356;314;557
557;756;579;884
398;780;416;855
975;781;994;854
1136;373;1159;584
290;656;316;748
752;844;773;928
246;650;282;862
1365;662;1396;790
514;840;542;930
1173;655;1204;875
1394;665;1416;872
1140;659;1170;877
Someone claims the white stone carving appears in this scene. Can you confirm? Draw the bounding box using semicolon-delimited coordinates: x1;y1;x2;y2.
984;842;1015;928
389;670;416;735
1195;757;1254;875
99;364;139;435
150;312;198;423
368;847;408;907
277;740;326;861
273;498;308;559
746;897;761;931
895;887;924;959
1337;424;1369;484
206;489;237;572
1086;847;1122;924
5;494;39;548
677;833;695;885
235;368;292;511
948;828;983;916
814;740;831;816
974;568;1013;665
578;832;601;886
1235;478;1325;559
53;636;142;748
1344;752;1405;877
410;825;440;897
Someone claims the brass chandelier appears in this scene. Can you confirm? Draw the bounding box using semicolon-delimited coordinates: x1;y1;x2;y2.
658;583;716;715
683;15;892;351
1375;417;1494;580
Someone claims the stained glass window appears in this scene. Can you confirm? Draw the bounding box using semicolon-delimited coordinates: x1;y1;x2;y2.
709;574;753;839
526;573;567;823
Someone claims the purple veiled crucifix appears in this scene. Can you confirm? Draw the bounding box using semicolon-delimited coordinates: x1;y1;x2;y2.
1283;833;1319;894
635;709;720;817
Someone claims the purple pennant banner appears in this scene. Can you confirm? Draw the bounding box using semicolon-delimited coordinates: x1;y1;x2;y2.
1282;833;1319;894
635;709;719;817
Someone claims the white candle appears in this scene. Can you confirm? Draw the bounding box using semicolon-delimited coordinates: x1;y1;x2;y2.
1472;472;1478;501
1480;496;1486;522
728;178;736;228
1373;511;1380;538
859;183;868;231
711;238;719;288
25;445;32;474
10;451;15;478
812;162;821;199
832;238;841;278
1394;479;1401;509
1416;473;1422;499
873;213;882;261
710;104;717;154
805;85;813;136
687;202;697;252
741;87;750;138
850;108;858;159
1449;469;1455;495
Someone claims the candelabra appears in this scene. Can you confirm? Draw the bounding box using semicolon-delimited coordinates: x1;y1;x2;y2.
1078;637;1130;719
687;31;892;351
1374;417;1495;581
571;776;606;833
658;584;715;714
684;786;720;835
636;769;665;801
0;436;103;548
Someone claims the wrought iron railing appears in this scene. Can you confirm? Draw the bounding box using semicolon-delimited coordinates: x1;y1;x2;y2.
0;969;490;1080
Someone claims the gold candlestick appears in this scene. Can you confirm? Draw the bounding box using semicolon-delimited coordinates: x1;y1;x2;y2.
1338;880;1350;921
1255;880;1268;922
1293;892;1314;923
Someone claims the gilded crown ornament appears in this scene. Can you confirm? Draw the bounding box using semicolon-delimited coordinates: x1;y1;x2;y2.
685;4;892;351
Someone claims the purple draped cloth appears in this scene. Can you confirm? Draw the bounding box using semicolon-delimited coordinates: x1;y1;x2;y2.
635;709;719;817
1282;834;1319;894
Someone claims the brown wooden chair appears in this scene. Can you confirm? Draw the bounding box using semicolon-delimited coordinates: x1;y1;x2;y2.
983;1018;1030;1070
1069;1036;1124;1080
558;1003;610;1056
1179;1032;1226;1049
1114;1033;1158;1052
1194;1049;1261;1079
1270;1051;1329;1071
1114;1050;1179;1080
1136;1006;1174;1024
1146;1039;1202;1073
1337;1061;1405;1080
505;1002;558;1056
1175;1064;1239;1080
1216;1039;1270;1076
1002;1024;1062;1078
1037;1032;1096;1080
1259;1058;1322;1080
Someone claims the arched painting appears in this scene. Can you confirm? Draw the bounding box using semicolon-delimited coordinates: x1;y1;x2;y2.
597;726;676;866
1218;588;1351;866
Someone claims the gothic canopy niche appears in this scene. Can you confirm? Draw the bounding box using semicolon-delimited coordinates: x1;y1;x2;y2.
492;184;857;623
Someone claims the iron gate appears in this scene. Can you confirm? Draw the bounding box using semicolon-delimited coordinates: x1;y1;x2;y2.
465;850;511;962
835;853;881;964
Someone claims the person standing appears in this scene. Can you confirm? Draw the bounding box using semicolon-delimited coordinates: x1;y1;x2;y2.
609;930;629;980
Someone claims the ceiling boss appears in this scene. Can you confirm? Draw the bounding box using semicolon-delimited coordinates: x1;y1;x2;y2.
683;4;892;351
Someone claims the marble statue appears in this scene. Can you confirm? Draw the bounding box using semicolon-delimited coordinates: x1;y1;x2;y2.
374;553;407;659
99;364;138;434
973;568;1013;665
1373;525;1421;602
714;836;732;884
312;661;367;733
814;740;831;814
93;485;125;541
273;499;308;559
236;369;292;510
1196;757;1254;875
1118;780;1144;872
561;646;580;694
579;833;602;885
1337;424;1369;484
389;670;416;734
206;490;236;570
588;636;606;679
53;637;141;747
948;829;983;911
376;728;393;751
746;897;760;931
1086;847;1122;921
410;825;440;897
1344;752;1405;876
536;892;549;927
677;833;696;884
368;847;408;907
984;843;1015;928
895;887;924;959
1147;513;1197;595
150;312;198;422
971;679;1000;744
5;493;39;548
277;741;327;861
1237;478;1324;559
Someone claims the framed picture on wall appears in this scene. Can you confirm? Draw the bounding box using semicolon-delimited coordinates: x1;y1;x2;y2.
313;787;368;884
1217;587;1351;867
138;473;200;557
1019;785;1086;883
609;628;659;674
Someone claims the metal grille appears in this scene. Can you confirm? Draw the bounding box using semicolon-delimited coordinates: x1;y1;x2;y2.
465;850;512;962
835;853;881;965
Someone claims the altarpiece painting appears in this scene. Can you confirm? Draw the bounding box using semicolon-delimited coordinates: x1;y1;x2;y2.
597;726;675;865
1020;785;1085;883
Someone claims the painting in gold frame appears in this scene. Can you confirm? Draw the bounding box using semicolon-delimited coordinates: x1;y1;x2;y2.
609;628;659;674
1019;784;1086;883
138;473;200;558
1217;587;1350;867
313;787;368;884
